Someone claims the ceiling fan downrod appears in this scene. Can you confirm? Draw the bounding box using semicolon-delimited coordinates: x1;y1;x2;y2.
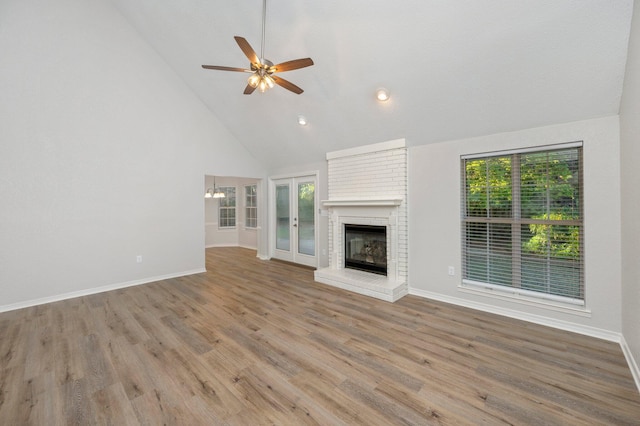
251;0;273;92
260;0;266;63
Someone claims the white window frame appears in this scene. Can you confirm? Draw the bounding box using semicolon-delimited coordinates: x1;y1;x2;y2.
218;186;236;229
460;142;585;309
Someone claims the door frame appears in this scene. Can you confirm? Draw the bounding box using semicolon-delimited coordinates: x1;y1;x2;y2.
268;170;319;267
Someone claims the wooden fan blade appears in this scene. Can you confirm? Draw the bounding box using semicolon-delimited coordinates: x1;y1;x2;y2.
234;36;260;66
272;75;304;94
243;84;257;95
202;65;251;72
270;58;314;73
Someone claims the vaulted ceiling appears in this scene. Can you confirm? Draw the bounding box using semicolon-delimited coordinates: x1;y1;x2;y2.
110;0;634;170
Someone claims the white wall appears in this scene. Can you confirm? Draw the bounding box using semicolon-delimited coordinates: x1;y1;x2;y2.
409;116;622;339
619;0;640;387
0;0;264;310
204;176;259;250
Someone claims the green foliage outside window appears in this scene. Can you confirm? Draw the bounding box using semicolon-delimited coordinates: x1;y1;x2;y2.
463;146;583;300
465;150;580;259
465;157;512;218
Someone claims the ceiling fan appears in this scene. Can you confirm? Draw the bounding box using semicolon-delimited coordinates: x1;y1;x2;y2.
201;0;314;95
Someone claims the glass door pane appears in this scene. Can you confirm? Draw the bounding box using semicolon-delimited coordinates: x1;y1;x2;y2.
297;182;315;256
276;184;290;251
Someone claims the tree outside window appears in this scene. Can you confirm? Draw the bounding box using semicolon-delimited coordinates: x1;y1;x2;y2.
462;146;583;301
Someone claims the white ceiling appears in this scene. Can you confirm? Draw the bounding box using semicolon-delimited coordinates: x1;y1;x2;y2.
110;0;634;170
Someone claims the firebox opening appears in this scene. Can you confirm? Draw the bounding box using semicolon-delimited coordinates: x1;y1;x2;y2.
344;224;387;276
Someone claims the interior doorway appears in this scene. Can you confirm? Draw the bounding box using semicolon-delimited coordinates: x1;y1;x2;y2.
204;175;261;251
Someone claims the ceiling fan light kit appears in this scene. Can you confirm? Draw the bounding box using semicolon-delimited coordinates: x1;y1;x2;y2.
201;0;313;95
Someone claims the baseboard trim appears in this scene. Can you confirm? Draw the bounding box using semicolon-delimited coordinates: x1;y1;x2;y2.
0;268;206;313
408;288;621;343
620;335;640;393
205;243;258;250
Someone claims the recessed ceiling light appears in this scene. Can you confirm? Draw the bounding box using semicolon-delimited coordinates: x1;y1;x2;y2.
297;115;308;126
376;88;390;102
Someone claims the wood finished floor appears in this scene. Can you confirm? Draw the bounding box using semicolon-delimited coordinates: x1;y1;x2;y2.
1;247;639;425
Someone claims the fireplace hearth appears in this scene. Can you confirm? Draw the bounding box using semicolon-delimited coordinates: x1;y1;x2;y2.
344;224;387;275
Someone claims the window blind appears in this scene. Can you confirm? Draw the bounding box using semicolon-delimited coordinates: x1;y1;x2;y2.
461;144;584;304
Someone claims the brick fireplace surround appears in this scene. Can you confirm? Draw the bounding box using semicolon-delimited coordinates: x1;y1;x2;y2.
314;139;408;302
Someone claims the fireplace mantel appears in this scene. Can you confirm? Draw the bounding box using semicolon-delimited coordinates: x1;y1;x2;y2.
322;198;402;207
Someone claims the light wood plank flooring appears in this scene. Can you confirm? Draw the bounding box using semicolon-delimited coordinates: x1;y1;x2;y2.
1;247;639;425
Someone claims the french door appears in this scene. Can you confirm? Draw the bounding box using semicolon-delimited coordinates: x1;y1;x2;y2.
272;175;317;267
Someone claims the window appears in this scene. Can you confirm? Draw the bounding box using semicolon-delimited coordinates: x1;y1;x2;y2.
245;184;257;228
461;143;584;304
218;187;236;228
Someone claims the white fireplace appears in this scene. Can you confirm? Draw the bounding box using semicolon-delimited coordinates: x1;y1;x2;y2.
314;139;408;302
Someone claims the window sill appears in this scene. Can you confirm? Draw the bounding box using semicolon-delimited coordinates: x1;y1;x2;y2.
458;281;591;318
